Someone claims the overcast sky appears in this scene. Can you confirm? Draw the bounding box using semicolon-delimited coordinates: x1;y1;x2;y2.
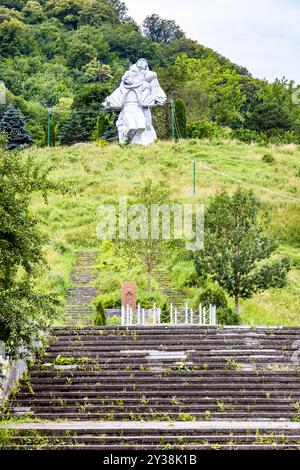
125;0;300;84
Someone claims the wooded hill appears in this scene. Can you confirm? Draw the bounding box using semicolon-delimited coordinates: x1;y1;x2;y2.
0;0;299;145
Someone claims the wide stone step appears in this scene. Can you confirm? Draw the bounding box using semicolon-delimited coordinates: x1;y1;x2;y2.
4;434;300;447
16;391;300;399
13;398;299;408
12;411;297;420
4;444;300;450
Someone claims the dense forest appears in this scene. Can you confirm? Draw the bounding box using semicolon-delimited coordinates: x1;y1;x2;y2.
0;0;300;146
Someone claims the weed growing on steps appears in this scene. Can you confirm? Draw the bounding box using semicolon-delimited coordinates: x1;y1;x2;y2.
224;358;242;370
210;443;221;450
216;400;226;412
141;396;149;406
178;413;196;422
54;355;75;365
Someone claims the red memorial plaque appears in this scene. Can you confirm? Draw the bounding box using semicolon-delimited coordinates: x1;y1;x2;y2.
121;282;137;312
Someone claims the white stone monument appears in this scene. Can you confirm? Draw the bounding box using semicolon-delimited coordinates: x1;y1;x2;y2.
103;59;167;145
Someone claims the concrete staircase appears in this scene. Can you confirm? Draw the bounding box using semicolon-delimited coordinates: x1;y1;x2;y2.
154;266;186;307
2;423;300;450
3;325;300;450
65;252;98;324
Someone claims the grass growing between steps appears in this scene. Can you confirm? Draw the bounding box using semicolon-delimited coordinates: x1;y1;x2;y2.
24;139;300;325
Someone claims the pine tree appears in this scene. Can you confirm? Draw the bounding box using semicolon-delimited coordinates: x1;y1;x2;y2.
94;300;106;326
0;104;34;149
175;98;187;138
59;112;90;145
160;300;170;323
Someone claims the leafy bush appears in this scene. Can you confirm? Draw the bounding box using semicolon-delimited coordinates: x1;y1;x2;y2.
137;291;166;308
217;307;239;325
262;153;276;164
233;128;266;144
93;299;106;326
94;292;121;309
187;120;223;139
266;129;300;145
192;285;227;310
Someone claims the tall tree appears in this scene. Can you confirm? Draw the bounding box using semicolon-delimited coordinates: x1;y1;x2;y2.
142;14;184;43
0;6;27;56
117;181;172;288
195;189;290;314
0;103;33;149
22;0;45;24
44;0;89;28
246;102;293;132
0;138;59;357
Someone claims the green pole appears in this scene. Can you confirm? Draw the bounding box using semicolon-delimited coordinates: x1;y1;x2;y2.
170;100;175;143
193;161;196;195
47;108;52;147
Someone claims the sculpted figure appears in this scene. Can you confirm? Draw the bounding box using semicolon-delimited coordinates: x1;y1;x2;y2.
103;59;167;145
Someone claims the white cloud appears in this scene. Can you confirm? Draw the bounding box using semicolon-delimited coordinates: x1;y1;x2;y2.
125;0;300;84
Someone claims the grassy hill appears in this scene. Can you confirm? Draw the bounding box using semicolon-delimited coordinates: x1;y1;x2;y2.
31;139;300;326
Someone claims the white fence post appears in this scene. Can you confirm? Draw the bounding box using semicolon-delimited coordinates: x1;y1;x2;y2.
142;308;145;325
185;303;188;324
130;307;133;325
190;308;194;325
170;303;173;324
199;304;202;325
137;303;141;324
203;306;206;325
213;305;217;325
174;308;178;324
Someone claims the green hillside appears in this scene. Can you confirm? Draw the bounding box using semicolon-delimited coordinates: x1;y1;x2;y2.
31;139;300;326
0;0;299;146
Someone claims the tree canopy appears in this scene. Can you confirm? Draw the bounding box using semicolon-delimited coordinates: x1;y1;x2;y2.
195;189;291;314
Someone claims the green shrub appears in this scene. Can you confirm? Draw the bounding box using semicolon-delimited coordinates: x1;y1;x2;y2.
192;285;227;310
262;153;275;164
160;300;170;323
95;292;121;309
233;128;265;144
217;307;239;325
187;119;221;139
137;291;165;308
93;299;106;326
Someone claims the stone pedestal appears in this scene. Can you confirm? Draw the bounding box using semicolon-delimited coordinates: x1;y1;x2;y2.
121;282;137;312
